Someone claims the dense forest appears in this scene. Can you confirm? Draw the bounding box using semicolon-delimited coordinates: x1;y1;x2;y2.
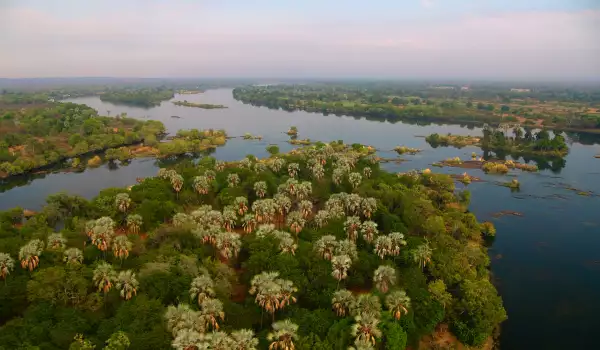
0;102;165;177
0;142;505;349
100;89;175;108
233;84;600;130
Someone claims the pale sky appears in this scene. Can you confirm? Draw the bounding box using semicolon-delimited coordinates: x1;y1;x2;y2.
1;0;599;80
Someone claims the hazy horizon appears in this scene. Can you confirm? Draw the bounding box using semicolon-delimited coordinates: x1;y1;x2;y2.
2;0;599;81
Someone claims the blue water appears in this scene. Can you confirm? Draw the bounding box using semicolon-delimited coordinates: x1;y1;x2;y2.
1;89;599;349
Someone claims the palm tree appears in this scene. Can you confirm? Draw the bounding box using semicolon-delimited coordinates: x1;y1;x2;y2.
215;231;241;260
373;236;391;259
116;270;139;300
331;254;352;284
254;162;267;173
296;182;312;200
165;304;205;336
93;262;116;293
19;239;44;271
47;233;67;250
222;207;237;232
227;173;240;187
254;181;268;198
171;174;184;197
362;167;372;179
194;226;219;246
193;176;211;195
115;193;131;213
85;219;96;238
389;232;407;256
335;239;358;261
373;266;396;293
332;289;355;317
332;168;345;186
345;194;362;216
314;235;337;261
313;210;330;228
287;163;300;178
274;231;297;255
351;314;382;346
267;319;298;350
344;216;361;242
412;242;433;270
249;272;296;322
350;338;375;350
311;163;324;180
231;329;259;350
208;331;234;350
298;200;312;219
239;157;253;169
126;214;143;234
63;248;84;265
0;253;15;280
242;214;256;234
204;169;216;182
351;294;381;317
282;178;298;197
173;213;193;228
190;274;216;306
269;158;286;173
200;298;225;331
91;216;115;252
256;224;276;238
348;172;362;189
157;168;169;179
214;160;226;172
360;221;378;243
286;211;305;235
171;329;205;350
207;210;224;228
361;197;377;219
235;196;249;215
112;235;132;261
385;290;411;320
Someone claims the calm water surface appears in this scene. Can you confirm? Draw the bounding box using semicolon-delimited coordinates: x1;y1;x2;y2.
1;89;599;349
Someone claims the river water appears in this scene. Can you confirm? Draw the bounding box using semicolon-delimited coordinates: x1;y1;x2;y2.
1;89;599;349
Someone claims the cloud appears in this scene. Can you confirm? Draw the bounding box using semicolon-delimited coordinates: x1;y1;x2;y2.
0;4;598;79
421;0;434;8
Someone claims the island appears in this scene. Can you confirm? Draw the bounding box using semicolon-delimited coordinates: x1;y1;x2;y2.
233;83;600;132
172;100;227;109
100;88;175;107
0;141;505;350
0;100;165;178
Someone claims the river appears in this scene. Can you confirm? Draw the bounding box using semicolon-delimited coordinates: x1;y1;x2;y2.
1;89;599;349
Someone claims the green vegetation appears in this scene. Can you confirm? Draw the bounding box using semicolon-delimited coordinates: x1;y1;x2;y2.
100;88;174;107
233;83;600;130
0;102;165;178
427;126;569;157
172;101;227;109
0;141;505;349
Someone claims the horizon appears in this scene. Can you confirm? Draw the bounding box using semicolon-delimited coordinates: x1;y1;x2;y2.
2;0;599;80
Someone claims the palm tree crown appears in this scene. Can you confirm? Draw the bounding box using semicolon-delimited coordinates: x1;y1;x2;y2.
332;289;355;317
267;319;298;350
112;235;132;260
63;248;84;265
93;262;116;293
0;252;15;280
126;214;143;234
19;239;44;271
373;265;396;293
189;274;216;305
116;270;139;300
115;193;131;212
47;233;67;250
385;290;411;320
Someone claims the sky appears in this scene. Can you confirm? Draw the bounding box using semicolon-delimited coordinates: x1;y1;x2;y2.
1;0;599;80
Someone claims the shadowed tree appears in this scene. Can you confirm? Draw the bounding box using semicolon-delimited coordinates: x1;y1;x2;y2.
254;181;268;198
47;233;67;251
227;173;240;187
287;163;300;178
428;280;452;309
268;319;299;350
332;289;355;317
231;329;259;350
235;196;249;215
344;216;361;242
361;197;377;219
385;290;411;320
104;331;131;350
126;214;143;234
63;248;84;265
360;221;378;243
313;209;330;228
193;176;211;195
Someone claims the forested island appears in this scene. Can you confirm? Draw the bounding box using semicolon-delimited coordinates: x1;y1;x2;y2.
0;101;165;178
0;142;505;349
172;101;227;109
100;88;175;107
233;83;600;131
426;126;569;157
